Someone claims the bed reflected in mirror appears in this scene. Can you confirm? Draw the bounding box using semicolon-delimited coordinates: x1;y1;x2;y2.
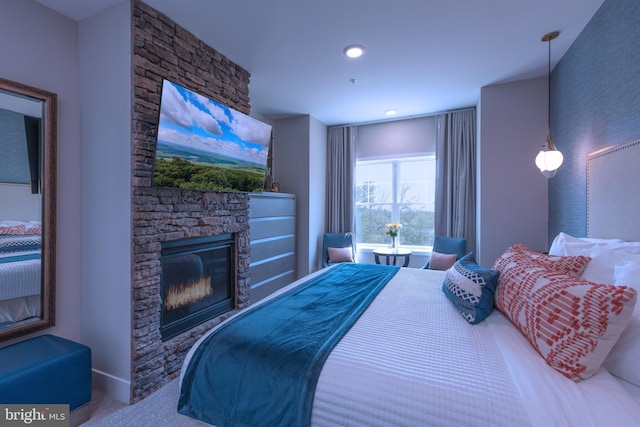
0;77;56;341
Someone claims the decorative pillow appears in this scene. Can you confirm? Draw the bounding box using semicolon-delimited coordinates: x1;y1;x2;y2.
327;246;353;263
442;253;499;324
25;221;42;235
428;251;458;271
497;243;591;277
493;246;637;381
0;234;41;253
602;262;640;386
0;221;26;235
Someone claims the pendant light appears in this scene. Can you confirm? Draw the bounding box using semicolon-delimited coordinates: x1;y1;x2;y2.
535;31;563;178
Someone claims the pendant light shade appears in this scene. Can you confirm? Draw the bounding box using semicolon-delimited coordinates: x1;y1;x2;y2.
535;142;564;178
536;31;563;178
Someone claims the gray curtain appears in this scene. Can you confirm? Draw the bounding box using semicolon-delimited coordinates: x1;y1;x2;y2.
434;108;476;254
326;126;357;233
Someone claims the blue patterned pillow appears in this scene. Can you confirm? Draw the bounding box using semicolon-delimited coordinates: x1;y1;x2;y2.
442;253;499;324
0;234;41;254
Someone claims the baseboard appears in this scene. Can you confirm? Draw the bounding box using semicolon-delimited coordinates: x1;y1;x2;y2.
70;402;91;427
91;368;131;404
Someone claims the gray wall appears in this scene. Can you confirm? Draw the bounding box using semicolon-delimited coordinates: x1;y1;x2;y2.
549;0;640;241
1;0;82;345
78;1;132;402
308;117;328;272
477;77;549;267
1;0;132;402
274;115;330;277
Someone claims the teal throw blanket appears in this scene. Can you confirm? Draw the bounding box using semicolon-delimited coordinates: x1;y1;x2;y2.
178;263;399;427
0;252;40;264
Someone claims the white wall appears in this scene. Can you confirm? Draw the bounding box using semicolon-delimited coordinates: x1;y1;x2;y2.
0;0;82;344
78;1;132;403
477;77;549;267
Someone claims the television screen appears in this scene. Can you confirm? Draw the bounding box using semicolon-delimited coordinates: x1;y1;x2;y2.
152;79;272;192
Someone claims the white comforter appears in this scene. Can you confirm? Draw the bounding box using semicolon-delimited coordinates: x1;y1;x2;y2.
182;266;640;427
0;252;41;300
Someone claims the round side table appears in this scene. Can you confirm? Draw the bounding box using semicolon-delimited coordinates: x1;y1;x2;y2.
373;247;412;267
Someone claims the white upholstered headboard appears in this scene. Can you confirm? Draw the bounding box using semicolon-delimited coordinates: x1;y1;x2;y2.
587;139;640;241
0;182;41;220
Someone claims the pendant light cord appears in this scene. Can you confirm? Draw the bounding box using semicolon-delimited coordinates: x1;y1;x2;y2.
542;31;559;150
548;35;551;138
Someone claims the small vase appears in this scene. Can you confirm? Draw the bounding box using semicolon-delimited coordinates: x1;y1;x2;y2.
390;236;397;249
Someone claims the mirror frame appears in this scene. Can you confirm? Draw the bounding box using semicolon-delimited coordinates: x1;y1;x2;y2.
0;77;56;342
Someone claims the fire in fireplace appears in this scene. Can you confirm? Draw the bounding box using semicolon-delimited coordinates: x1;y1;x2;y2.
160;234;235;341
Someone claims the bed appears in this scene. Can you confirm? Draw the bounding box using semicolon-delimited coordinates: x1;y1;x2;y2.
179;256;639;426
179;141;640;426
0;221;42;324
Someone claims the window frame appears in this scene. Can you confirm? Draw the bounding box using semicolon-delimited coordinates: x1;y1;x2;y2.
355;154;435;252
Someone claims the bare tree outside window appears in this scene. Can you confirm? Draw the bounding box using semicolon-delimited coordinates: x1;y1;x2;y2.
355;156;435;248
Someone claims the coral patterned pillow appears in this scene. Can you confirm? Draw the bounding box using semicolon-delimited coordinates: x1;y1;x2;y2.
0;222;26;235
25;221;42;235
505;243;591;276
493;245;637;381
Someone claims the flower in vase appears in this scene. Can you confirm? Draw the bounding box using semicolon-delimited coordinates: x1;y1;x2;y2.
384;222;403;238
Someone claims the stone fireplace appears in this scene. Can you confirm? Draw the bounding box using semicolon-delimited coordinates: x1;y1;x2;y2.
130;187;251;401
131;0;253;402
160;234;236;341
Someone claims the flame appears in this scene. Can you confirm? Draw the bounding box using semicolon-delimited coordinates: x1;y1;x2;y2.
165;276;212;310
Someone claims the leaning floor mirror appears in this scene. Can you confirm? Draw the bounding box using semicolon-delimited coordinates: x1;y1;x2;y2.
0;77;56;341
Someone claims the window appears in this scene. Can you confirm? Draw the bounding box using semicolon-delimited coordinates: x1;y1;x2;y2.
355;156;435;249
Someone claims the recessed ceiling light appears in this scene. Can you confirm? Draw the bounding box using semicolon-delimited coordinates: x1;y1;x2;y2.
385;109;398;116
343;45;365;58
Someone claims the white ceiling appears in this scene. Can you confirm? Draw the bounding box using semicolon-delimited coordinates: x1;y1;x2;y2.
37;0;605;126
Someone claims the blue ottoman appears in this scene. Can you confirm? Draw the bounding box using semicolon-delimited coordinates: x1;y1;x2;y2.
0;334;91;413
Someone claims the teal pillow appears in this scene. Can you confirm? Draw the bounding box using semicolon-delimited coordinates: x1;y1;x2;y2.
442;253;499;324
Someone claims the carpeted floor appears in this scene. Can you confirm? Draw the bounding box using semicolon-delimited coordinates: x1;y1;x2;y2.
80;379;208;426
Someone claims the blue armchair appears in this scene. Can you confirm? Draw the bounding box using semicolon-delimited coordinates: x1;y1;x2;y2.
422;236;467;269
322;232;356;268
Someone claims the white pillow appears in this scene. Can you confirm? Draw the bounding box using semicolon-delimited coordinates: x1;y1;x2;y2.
613;262;640;314
579;250;640;284
549;233;640;284
548;232;624;256
602;262;640;386
0;220;27;226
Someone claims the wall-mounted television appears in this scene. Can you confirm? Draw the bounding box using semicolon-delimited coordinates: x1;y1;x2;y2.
152;79;272;192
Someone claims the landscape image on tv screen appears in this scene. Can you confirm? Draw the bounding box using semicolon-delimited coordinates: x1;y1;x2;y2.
152;79;272;192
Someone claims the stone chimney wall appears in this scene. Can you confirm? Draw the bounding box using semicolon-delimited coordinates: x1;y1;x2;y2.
130;0;253;402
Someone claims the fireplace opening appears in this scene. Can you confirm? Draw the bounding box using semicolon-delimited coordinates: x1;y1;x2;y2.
160;234;235;341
